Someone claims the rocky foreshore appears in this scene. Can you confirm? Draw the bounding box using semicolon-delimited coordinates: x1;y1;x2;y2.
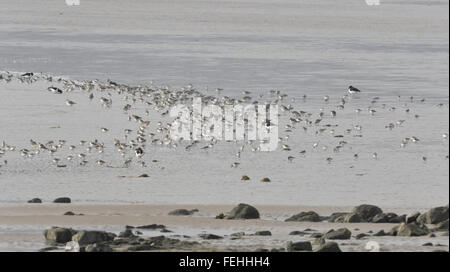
38;203;449;252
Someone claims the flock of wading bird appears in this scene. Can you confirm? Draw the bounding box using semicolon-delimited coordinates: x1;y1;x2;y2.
0;71;448;174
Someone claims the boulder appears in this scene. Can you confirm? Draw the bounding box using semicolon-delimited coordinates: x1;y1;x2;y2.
289;231;307;236
285;211;321;222
118;229;136;238
371;213;402;223
328;212;348;223
27;198;42;204
417;206;449;224
85;243;113;252
406;212;421;224
355;233;369;239
324;228;352;240
199;234;223;240
254;231;272;236
315;242;341;252
396;223;430;237
434;219;449;231
136;224;166;230
286;241;312;252
72;231;116;245
373;230;388;236
53;197;71;204
352;204;383;222
342;213;363;223
168;209;198;216
44;227;74;244
226;203;260;220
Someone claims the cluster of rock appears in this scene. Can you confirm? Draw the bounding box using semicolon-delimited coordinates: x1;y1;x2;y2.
28;197;71;204
42;225;200;252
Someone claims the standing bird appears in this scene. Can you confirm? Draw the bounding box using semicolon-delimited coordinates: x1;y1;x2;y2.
348;86;361;94
135;147;144;159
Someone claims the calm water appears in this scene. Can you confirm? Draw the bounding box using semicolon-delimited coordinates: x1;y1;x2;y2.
0;0;448;208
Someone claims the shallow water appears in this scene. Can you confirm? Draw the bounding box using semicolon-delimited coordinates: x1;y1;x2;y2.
0;0;448;209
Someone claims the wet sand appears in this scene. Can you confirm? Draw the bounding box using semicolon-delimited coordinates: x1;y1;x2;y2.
0;204;448;252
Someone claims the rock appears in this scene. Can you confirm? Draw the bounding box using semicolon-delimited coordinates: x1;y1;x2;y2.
53;197;71;203
136;224;166;230
422;242;433;247
434;219;449;231
325;228;352;240
138;174;149;178
371;213;402;223
417;206;449;224
64;211;75;216
355;233;369;239
396;223;430;237
72;231;116;245
160;228;173;233
271;248;286;252
388;225;399;236
342;213;363;223
429;233;436;238
199;234;223;240
27;198;42;204
311;237;326;246
231;232;245;237
118;229;135;238
373;230;388;236
215;213;225;219
285;211;321;222
38;246;59;252
241;175;250;181
168;209;198;216
226;203;260;220
352;204;383;222
254;248;269;252
260;177;271;182
289;231;307;236
254;231;272;236
406;212;421;224
85;243;113;252
315;242;341;252
310;233;323;238
328;212;349;223
44;227;74;244
286;241;312;252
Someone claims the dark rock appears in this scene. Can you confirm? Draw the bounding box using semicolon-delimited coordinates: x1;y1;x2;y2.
434;219;449;231
254;231;272;236
310;233;323;238
271;248;286;252
342;213;363;223
226;203;260;220
38;246;59;252
53;197;71;203
352;204;383;222
311;237;326;246
27;198;42;204
72;231;116;245
231;232;245;237
118;229;135;238
328;212;348;223
315;242;341;252
417;206;449;224
325;228;352;240
406;212;421;224
287;241;312;252
85;243;113;252
215;213;225;219
371;213;402;223
160;228;173;233
44;227;74;244
429;233;436;238
285;211;321;222
254;248;269;252
373;230;388;236
138;174;149;178
168;209;198;216
422;242;433;247
136;224;166;230
355;233;369;239
396;222;430;237
64;211;75;216
289;231;307;236
199;234;223;240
